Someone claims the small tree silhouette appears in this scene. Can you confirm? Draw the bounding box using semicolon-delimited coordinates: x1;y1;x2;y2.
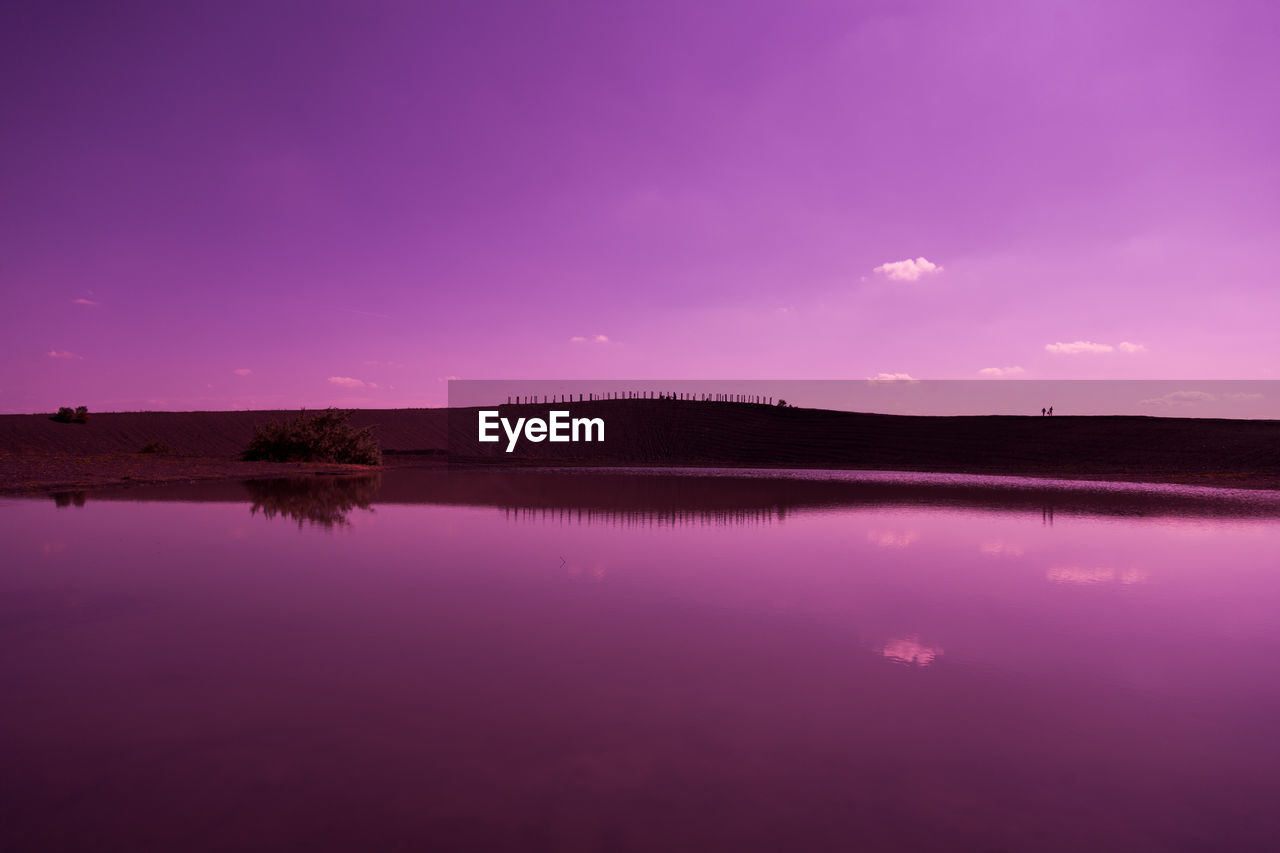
243;408;381;464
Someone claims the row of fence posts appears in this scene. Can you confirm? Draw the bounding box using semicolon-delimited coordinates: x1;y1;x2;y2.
504;392;774;405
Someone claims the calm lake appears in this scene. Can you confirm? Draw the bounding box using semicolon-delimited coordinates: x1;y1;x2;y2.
3;468;1280;852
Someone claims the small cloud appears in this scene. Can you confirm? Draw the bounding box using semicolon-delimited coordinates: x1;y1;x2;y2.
47;350;83;359
1140;390;1216;407
327;376;367;388
72;298;99;306
978;366;1024;377
232;368;252;376
436;375;461;382
570;334;610;344
873;257;943;282
1045;341;1114;355
867;372;916;383
1118;341;1147;353
363;360;406;368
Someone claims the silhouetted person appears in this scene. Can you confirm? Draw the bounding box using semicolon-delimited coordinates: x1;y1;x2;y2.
1042;407;1046;416
1048;406;1053;416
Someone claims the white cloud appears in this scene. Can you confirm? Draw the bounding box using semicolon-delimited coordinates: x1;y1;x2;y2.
72;298;99;306
873;257;942;282
47;350;83;359
1118;341;1147;353
978;366;1024;377
868;372;915;382
232;368;252;376
1140;390;1216;407
327;376;366;388
1045;341;1114;355
570;334;610;344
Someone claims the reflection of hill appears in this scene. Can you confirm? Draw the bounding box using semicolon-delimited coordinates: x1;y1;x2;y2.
245;475;380;529
369;468;1280;522
83;467;1280;524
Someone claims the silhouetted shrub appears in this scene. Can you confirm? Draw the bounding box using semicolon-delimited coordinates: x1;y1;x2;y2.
243;408;381;465
50;405;90;423
139;441;172;455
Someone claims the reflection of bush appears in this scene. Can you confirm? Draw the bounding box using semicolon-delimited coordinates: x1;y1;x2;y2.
245;475;381;529
52;491;87;508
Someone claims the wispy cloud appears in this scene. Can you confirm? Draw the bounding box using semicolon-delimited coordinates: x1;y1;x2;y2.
868;372;915;382
72;298;99;306
1045;341;1114;355
327;376;367;388
47;350;83;359
1046;340;1147;355
232;368;252;376
570;334;610;344
873;257;942;282
1140;390;1263;407
362;360;405;368
342;309;393;320
978;366;1024;377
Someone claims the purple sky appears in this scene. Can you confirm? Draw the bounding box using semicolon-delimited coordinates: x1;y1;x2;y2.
3;1;1278;413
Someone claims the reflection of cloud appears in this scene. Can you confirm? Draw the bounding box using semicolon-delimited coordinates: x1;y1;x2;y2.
1047;567;1149;585
232;368;252;376
980;541;1024;556
978;366;1024;377
48;349;83;359
73;298;99;306
867;529;918;548
873;257;942;281
881;636;942;666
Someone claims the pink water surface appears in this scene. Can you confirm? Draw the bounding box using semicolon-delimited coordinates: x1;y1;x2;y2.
2;470;1279;851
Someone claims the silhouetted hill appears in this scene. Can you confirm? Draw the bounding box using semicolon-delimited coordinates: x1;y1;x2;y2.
2;401;1279;489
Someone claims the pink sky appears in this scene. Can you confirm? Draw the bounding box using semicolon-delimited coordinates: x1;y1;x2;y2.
2;1;1278;413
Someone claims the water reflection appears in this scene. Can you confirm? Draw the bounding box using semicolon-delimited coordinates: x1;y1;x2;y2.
5;467;1280;851
245;475;380;529
52;490;87;508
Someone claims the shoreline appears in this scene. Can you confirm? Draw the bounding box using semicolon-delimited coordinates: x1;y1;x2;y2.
3;450;1279;497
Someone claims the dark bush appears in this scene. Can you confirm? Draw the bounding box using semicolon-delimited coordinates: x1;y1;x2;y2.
139;441;172;455
243;408;381;465
51;405;90;423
